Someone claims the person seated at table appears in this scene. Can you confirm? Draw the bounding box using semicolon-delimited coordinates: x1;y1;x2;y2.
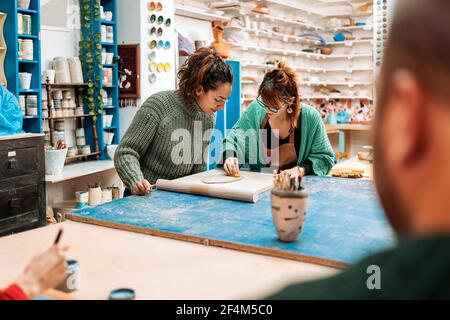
0;244;68;300
266;0;450;299
221;62;335;177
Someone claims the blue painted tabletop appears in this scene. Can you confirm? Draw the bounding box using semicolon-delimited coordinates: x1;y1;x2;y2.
70;176;395;267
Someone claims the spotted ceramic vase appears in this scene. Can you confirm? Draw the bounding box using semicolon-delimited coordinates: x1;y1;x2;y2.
271;188;308;242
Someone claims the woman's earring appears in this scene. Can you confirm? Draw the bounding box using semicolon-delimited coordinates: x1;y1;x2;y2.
287;107;293;114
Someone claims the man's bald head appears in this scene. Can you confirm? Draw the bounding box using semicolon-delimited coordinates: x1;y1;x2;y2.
375;0;450;236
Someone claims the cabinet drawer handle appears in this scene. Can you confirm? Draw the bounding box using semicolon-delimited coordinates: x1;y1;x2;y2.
8;159;18;169
9;198;21;208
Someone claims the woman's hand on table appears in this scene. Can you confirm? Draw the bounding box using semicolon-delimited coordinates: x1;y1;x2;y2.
224;157;240;177
281;166;305;179
132;179;152;195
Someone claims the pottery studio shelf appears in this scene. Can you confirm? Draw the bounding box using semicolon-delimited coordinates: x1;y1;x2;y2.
44;114;95;120
230;42;372;61
45;160;114;183
175;3;231;22
65;152;101;161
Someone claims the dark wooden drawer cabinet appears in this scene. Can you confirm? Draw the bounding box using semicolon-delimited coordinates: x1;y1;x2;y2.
0;134;46;236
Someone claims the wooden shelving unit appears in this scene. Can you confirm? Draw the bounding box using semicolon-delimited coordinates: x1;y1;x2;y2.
43;82;100;163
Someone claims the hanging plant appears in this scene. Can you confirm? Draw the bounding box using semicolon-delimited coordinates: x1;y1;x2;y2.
79;0;104;122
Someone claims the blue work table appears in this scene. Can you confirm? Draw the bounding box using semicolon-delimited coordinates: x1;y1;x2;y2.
67;176;395;268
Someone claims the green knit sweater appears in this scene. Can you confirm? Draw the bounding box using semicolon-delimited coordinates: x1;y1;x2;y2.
222;101;335;175
114;90;215;188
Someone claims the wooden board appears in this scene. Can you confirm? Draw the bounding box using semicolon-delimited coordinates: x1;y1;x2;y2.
155;169;274;203
67;176;395;269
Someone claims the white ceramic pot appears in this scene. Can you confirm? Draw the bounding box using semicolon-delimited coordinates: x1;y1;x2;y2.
271;188;308;242
18;0;31;10
88;187;102;206
45;148;68;175
43;69;56;84
18;72;32;89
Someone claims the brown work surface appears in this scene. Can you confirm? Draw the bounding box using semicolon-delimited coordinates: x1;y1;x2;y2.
0;221;337;299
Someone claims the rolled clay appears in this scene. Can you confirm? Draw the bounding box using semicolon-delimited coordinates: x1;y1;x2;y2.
202;175;242;184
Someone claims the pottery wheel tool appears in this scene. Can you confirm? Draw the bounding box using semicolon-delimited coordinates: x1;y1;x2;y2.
202;174;242;184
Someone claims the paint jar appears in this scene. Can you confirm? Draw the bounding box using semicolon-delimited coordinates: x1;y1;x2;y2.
19;95;26;115
17;13;23;34
105;11;113;21
100;5;105;19
105;52;114;65
17;39;23;60
109;288;135;300
80;144;91;155
54;109;63;117
18;0;31;10
44;130;50;146
106;26;114;43
101;188;112;203
107;97;113;106
270;188;308;242
101;25;107;42
62;90;72;100
104;131;114;145
22;39;33;60
53;99;62;111
22;15;31;35
68;57;84;84
110;187;121;200
26;96;38;116
18;72;31;89
56;260;80;293
75;191;88;208
52;90;63;100
76;128;86;146
53;57;71;84
55;120;65;131
61;99;70;109
53;131;65;145
43;69;56;84
75;107;84;116
88;186;102;206
67;147;77;158
102;114;113;128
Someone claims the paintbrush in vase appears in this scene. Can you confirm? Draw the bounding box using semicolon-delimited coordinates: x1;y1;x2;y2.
272;170;303;191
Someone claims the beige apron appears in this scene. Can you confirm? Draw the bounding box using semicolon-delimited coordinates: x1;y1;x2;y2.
260;115;298;171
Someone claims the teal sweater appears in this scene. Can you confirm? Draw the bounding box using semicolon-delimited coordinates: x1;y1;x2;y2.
114;90;215;188
222;101;335;175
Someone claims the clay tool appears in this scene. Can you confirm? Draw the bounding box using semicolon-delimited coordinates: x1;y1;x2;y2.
54;229;63;244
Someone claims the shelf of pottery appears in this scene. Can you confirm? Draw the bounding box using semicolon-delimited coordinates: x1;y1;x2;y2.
41;57;100;163
211;0;376;123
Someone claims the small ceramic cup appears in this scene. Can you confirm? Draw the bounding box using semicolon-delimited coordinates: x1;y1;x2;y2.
56;260;80;293
271;188;308;242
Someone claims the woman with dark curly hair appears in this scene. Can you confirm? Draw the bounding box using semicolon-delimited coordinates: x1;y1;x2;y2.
115;48;233;196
